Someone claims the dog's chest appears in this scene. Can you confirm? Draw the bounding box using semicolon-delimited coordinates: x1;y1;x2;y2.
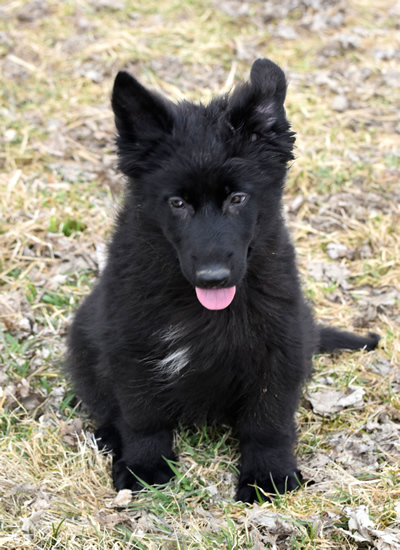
154;320;264;424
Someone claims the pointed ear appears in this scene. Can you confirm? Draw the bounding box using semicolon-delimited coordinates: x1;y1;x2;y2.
228;58;295;156
111;71;174;176
112;71;174;139
249;58;287;109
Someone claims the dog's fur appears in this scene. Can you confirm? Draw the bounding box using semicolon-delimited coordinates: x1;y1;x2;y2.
66;59;379;503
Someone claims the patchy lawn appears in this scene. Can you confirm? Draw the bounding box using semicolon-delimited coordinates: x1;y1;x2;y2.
0;0;399;548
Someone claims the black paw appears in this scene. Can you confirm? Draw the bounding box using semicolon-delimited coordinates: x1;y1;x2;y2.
237;470;303;504
94;424;122;460
112;458;176;493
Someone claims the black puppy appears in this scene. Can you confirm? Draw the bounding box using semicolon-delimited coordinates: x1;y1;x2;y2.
66;59;379;503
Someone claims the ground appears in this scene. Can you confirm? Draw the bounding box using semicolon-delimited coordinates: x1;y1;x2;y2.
0;0;399;548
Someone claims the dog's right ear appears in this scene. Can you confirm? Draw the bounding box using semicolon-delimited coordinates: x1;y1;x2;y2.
112;71;174;137
112;72;175;176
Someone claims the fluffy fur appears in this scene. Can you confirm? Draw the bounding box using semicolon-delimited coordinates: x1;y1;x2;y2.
66;59;379;503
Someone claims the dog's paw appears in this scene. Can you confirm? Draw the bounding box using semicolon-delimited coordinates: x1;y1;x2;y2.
112;458;176;493
236;470;302;504
94;425;122;460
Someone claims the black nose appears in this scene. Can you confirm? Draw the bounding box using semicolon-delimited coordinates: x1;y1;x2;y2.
195;265;231;288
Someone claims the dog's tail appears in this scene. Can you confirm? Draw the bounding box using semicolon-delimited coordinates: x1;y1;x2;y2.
317;326;380;353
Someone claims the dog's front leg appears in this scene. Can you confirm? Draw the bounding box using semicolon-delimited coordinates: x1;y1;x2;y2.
110;373;177;493
112;420;176;493
236;385;302;504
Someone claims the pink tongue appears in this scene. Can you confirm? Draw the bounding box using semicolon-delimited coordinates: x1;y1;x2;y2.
195;286;236;310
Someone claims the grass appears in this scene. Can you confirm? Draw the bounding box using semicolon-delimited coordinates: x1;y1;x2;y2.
1;0;399;548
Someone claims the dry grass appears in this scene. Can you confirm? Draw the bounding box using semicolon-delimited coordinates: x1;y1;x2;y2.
1;0;399;548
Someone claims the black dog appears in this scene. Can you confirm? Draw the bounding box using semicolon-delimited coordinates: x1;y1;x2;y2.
66;59;379;503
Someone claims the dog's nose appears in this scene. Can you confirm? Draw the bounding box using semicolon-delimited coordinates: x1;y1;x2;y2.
195;265;231;288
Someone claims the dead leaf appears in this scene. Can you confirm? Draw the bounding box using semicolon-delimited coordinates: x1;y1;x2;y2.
306;386;365;416
96;510;130;528
249;528;269;550
16;378;30;399
326;242;353;260
333;32;361;49
346;505;375;541
365;418;400;454
244;504;295;536
0;291;22;328
43;132;67;157
288;195;304;213
356;244;373;259
80;68;104;83
21;510;45;533
332;95;349;112
137;512;156;534
307;260;351;289
59;418;83;447
19;393;45;411
360;289;398;308
0;369;7;386
17;0;50;22
272;24;298;40
216;1;251;18
111;489;132;507
5;378;45;411
298;452;331;483
206;484;219;496
90;0;126;10
47;386;66;408
340;506;400;549
17;317;31;333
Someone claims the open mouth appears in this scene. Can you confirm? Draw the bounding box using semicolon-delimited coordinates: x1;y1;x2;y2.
195;286;236;310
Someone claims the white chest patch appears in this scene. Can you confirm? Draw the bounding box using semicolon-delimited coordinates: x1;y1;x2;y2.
155;324;191;375
160;324;185;345
158;347;191;375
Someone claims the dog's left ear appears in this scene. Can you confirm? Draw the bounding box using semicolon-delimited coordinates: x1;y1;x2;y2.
229;59;295;153
249;58;287;121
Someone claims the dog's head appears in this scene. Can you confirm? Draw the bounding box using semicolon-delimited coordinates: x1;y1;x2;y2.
112;59;295;310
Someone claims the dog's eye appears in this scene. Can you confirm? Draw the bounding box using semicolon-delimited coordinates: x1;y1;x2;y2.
230;193;248;205
170;197;185;209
